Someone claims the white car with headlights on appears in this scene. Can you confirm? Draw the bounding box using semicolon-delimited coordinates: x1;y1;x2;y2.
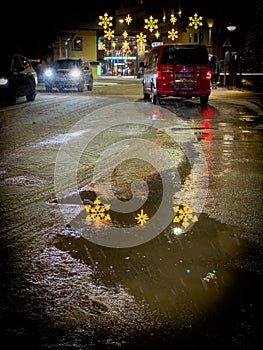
43;57;93;92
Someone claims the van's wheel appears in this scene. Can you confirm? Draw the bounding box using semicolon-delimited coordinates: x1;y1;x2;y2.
143;86;150;100
200;95;209;106
151;91;160;105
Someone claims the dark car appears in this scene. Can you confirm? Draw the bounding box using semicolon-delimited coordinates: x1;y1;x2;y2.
0;53;38;106
43;57;93;92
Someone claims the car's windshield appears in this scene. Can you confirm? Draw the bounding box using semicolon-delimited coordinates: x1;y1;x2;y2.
54;59;81;69
160;46;208;65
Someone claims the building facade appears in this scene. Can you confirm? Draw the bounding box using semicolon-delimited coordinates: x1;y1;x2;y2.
98;1;217;76
52;2;219;77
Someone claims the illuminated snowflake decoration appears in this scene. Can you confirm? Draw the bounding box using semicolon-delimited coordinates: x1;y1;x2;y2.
125;14;133;25
122;30;129;39
170;14;177;25
104;29;115;40
85;198;111;223
188;13;203;30
122;40;130;51
136;32;147;43
135;209;149;226
144;15;158;32
98;42;106;51
136;32;147;52
168;28;179;41
173;204;198;228
98;13;113;30
155;31;160;39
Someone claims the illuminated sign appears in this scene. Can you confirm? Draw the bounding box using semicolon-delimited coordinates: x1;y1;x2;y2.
152;42;163;47
104;56;137;60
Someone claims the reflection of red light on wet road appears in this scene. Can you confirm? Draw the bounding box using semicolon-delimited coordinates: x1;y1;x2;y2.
203;132;212;142
201;106;217;118
202;121;212;141
203;121;211;129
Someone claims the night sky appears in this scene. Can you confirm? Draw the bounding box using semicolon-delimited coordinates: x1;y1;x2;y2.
1;0;260;57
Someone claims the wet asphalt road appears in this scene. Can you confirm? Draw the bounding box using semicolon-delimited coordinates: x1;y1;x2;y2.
0;78;263;349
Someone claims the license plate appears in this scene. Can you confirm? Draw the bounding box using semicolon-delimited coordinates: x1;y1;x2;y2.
174;84;194;91
175;73;193;78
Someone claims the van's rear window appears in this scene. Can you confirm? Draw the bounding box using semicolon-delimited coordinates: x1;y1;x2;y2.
160;46;208;65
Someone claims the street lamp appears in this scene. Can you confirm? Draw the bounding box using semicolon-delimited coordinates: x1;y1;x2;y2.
206;19;215;53
227;24;237;32
226;24;237;88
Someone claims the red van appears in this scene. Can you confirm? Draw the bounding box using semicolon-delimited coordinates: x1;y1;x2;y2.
140;44;212;106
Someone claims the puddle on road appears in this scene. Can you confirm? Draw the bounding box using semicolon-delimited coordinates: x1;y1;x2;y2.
48;212;262;348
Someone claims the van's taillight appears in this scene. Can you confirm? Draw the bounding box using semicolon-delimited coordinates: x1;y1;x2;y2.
206;70;212;80
156;70;162;80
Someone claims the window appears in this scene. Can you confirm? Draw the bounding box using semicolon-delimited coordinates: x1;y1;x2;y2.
147;49;158;68
73;37;83;51
160;46;208;65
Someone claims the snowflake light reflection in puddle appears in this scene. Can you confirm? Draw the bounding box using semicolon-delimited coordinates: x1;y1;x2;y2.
85;197;111;223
